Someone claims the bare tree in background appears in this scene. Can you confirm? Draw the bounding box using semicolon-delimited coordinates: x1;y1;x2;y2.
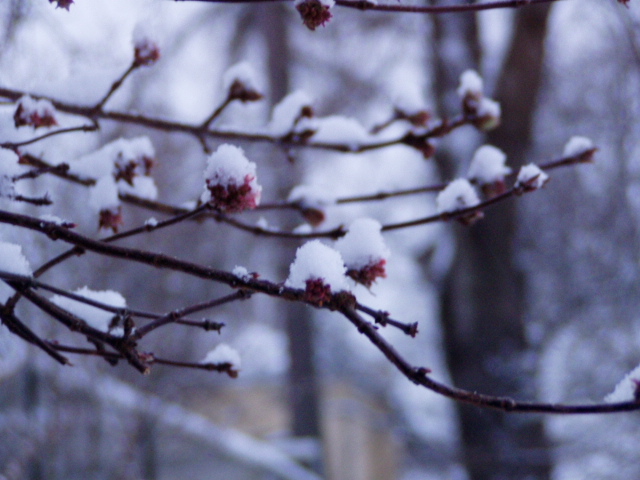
1;0;639;478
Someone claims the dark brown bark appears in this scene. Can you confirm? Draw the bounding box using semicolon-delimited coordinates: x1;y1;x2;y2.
431;6;553;479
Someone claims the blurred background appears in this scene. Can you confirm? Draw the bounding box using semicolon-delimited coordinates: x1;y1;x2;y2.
1;0;640;479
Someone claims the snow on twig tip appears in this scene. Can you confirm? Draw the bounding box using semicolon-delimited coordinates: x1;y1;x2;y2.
605;363;640;403
203;144;261;213
516;164;549;191
457;70;484;99
468;145;511;185
285;240;348;305
335;218;390;287
563;136;595;158
201;343;242;370
223;62;263;102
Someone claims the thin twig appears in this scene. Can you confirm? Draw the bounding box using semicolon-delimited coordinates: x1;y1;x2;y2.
338;305;640;414
0;124;97;150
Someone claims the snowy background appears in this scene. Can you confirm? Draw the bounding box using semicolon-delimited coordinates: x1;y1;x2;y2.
1;0;640;479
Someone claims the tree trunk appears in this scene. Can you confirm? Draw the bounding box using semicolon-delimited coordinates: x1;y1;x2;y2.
430;6;554;479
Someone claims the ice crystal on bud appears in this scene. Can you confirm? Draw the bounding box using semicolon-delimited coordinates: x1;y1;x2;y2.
563;136;595;158
223;62;263;102
295;0;334;31
14;96;58;129
516;164;549;191
203;144;261;213
335;218;390;288
285;240;348;304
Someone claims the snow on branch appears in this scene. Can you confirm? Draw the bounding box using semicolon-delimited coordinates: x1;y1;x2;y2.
0;29;620;418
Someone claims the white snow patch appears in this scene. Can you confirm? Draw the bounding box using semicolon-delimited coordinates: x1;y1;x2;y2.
118;175;158;200
294;0;335;7
457;70;483;98
293;224;313;234
285;240;348;291
268;90;314;136
40;214;69;225
605;363;640;403
287;184;335;208
51;287;127;334
202;343;241;369
436;179;480;213
232;265;250;280
468;145;510;184
477;97;501;119
334;218;389;269
563;136;594;157
516;164;549;189
204;144;259;189
222;61;261;93
89;176;120;212
144;217;158;227
312;115;369;146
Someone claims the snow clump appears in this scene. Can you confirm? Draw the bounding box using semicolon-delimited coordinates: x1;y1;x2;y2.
232;265;251;280
563;136;594;157
605;363;640;403
201;343;242;370
516;164;549;190
436;179;480;213
334;218;390;287
51;287;127;335
456;70;501;131
468;145;511;185
268;90;314;136
202;144;261;213
457;70;484;98
222;62;263;102
285;240;348;305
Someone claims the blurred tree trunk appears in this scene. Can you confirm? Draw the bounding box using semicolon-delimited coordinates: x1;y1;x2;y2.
260;5;324;473
430;6;553;479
